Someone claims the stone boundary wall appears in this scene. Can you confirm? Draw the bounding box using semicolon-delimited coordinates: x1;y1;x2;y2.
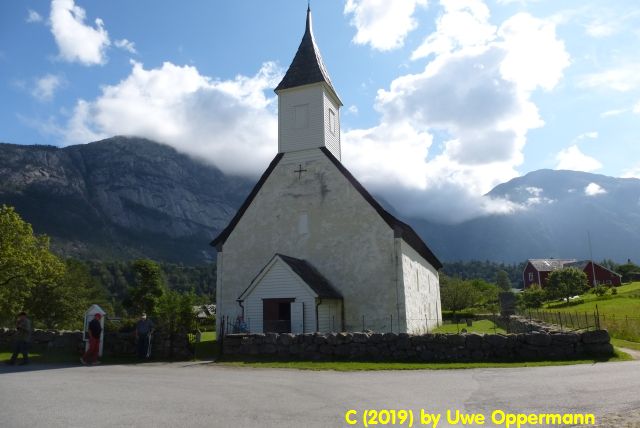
0;328;192;359
495;315;563;334
222;330;613;361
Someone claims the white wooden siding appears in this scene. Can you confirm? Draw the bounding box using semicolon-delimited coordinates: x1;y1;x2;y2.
323;91;341;160
318;299;342;332
243;259;316;333
278;85;324;153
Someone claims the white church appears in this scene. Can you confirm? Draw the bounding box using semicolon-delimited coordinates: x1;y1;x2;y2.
212;7;442;335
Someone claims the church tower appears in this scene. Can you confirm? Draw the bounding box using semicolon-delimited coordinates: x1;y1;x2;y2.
275;6;343;160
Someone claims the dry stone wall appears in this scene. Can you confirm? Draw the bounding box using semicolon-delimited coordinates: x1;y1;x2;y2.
0;328;193;360
222;329;613;361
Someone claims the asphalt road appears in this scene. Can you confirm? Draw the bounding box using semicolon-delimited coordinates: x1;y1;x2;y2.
1;360;639;428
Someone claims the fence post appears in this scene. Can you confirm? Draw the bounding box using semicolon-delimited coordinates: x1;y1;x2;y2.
595;305;600;329
557;312;563;330
362;315;365;332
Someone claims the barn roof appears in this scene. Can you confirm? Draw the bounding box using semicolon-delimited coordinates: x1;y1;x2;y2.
528;259;576;272
274;6;341;104
565;260;622;277
210;149;442;270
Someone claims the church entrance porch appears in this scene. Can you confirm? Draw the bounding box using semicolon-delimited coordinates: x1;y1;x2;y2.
263;298;294;333
237;254;343;334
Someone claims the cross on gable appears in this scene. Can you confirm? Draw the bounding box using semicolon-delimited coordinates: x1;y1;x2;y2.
294;164;307;179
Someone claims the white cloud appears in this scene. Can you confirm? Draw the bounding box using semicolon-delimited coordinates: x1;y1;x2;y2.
27;9;43;23
60;61;281;176
347;105;359;115
114;38;136;54
526;186;543;196
31;74;64;101
579;64;640;92
555;145;602;172
634;101;640;114
341;2;569;223
573;131;598;142
412;0;496;60
622;164;640;179
600;108;627;118
344;0;426;51
585;20;616;38
50;0;110;65
584;182;606;196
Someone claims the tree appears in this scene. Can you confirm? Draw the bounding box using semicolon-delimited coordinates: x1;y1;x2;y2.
440;276;480;319
616;261;640;283
468;279;499;310
127;259;166;316
546;267;588;302
496;270;511;291
0;205;65;326
518;285;546;309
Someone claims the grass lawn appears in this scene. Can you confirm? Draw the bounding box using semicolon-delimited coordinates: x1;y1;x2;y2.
194;331;218;360
611;338;640;351
0;347;141;365
433;319;506;334
219;349;632;371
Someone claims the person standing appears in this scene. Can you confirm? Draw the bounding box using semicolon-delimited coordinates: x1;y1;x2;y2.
135;313;154;359
6;312;32;365
81;313;103;365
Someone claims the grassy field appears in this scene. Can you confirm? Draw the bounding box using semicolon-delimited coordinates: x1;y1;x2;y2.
219;350;632;371
433;319;506;334
535;282;640;342
611;338;640;351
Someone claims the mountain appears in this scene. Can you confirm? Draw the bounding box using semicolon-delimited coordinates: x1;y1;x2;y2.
0;137;252;264
408;169;640;263
1;138;639;265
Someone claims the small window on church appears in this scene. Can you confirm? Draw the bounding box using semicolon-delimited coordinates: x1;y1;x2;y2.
328;108;336;134
298;212;308;235
294;104;308;129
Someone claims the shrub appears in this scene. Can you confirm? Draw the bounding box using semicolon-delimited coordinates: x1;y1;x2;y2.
593;285;608;297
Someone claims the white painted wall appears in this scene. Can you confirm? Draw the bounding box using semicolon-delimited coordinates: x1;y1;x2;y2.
278;83;341;159
399;240;441;334
323;91;341;160
243;259;316;334
216;149;399;335
318;299;342;332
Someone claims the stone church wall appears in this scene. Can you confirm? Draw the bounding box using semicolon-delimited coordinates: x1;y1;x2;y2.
217;149;399;334
222;329;613;361
399;240;441;334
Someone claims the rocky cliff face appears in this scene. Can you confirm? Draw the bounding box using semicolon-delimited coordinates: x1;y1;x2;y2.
0;137;252;264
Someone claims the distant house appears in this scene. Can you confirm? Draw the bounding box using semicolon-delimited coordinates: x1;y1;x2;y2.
523;259;621;289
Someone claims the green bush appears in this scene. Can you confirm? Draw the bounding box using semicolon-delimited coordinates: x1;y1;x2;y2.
593;285;608;297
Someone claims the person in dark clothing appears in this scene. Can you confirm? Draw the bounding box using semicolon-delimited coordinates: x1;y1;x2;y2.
135;313;154;359
81;313;103;365
6;312;32;365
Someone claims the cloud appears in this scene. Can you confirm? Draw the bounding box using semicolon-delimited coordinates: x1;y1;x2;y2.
341;2;569;223
59;61;281;176
585;20;616;38
555;145;602;172
600;108;627;118
634;101;640;114
579;64;640;92
27;9;43;23
573;131;598;142
344;0;426;51
412;0;496;60
622;164;640;179
50;0;110;65
584;182;606;196
114;38;136;54
31;74;64;101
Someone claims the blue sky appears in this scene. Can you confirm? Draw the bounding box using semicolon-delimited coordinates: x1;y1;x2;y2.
1;0;639;223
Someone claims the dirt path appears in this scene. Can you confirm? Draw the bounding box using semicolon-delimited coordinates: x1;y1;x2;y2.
619;346;640;360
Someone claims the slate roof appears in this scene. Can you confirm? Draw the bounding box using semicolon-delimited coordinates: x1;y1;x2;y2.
277;254;342;299
528;259;576;272
210;149;443;271
565;260;622;277
274;6;340;103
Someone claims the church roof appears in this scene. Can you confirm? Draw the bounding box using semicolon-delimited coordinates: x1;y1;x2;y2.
277;254;342;299
210;149;443;271
238;253;342;301
274;6;340;103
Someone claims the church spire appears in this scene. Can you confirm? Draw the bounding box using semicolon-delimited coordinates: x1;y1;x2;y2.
275;6;341;104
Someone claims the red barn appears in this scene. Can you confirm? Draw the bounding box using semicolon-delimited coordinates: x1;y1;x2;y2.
522;259;621;289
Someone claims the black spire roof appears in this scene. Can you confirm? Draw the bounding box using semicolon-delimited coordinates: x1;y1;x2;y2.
275;6;340;102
